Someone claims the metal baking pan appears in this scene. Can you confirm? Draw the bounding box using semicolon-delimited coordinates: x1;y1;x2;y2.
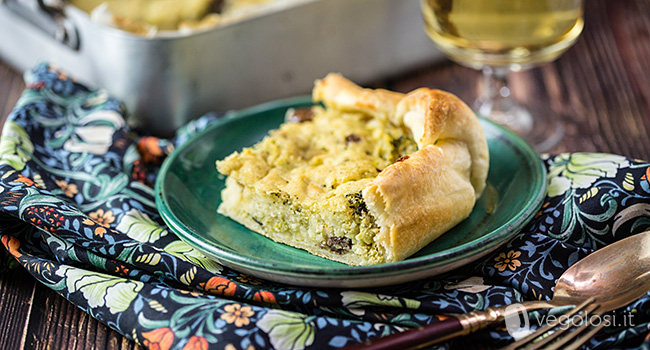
0;0;443;136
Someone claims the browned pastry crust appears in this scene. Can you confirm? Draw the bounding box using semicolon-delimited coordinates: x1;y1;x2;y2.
316;74;489;262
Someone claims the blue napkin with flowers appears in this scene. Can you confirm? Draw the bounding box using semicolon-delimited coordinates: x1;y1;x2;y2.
2;63;650;350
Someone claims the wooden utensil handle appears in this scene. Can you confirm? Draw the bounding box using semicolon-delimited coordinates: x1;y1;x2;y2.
343;301;555;350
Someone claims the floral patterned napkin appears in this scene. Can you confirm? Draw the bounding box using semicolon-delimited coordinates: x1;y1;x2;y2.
1;63;650;350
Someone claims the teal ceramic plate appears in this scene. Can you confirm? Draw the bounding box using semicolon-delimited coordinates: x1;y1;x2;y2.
155;96;547;288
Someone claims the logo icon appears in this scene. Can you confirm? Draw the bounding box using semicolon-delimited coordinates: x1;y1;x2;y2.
504;304;531;340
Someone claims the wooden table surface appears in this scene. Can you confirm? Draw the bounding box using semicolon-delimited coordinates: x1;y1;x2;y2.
1;1;650;349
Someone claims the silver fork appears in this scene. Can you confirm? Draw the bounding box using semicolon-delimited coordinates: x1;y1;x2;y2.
504;297;607;350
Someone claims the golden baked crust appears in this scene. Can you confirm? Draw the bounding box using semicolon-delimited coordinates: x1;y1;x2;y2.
364;88;489;262
216;74;489;265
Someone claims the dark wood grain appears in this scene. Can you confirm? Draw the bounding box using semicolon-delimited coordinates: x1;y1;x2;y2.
0;63;25;131
1;0;650;349
23;285;142;350
0;268;35;349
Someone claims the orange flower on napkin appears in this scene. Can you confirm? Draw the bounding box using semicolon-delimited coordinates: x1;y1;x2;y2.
142;327;174;350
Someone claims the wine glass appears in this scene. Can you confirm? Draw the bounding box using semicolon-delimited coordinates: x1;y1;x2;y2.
420;0;585;152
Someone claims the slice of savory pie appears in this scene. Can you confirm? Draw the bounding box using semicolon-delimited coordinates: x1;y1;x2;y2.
216;74;489;266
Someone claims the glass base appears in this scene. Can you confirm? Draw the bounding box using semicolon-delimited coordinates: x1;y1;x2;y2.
476;97;564;153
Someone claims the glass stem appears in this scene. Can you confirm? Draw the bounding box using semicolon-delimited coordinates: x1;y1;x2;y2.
475;66;532;135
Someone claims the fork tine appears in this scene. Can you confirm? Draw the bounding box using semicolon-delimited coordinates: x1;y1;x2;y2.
561;320;608;350
532;306;601;350
504;297;596;350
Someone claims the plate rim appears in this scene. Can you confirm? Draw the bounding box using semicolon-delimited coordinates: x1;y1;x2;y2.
155;96;547;282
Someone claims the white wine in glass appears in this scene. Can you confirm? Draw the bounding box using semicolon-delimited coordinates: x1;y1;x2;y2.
421;0;584;151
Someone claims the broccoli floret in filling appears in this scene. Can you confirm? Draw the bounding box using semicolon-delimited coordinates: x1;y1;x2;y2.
346;191;368;217
391;135;417;161
343;191;381;247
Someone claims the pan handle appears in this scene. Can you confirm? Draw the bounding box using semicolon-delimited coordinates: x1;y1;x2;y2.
3;0;79;50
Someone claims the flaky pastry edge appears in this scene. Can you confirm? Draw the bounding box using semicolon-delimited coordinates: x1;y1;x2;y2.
314;73;489;263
